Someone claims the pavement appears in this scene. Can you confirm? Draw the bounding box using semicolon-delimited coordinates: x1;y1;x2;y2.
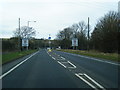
1;49;120;89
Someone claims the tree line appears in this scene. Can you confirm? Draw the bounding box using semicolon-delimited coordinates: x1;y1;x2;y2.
2;11;118;53
56;11;119;53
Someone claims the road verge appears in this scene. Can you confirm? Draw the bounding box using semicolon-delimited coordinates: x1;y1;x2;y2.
57;49;119;62
2;49;38;64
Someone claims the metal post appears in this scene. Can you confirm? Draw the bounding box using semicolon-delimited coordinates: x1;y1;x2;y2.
18;18;21;51
27;21;30;50
87;17;90;51
27;21;36;50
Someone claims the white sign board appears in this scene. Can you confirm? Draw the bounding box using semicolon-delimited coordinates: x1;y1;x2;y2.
22;38;29;46
72;38;78;46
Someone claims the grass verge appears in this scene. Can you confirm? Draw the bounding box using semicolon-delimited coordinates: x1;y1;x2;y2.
58;49;119;62
2;49;38;64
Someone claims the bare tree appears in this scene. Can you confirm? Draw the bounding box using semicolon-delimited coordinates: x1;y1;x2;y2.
56;27;73;40
13;26;36;39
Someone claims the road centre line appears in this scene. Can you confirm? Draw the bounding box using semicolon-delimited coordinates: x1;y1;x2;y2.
61;52;120;66
61;57;65;60
75;73;106;90
60;61;68;63
47;51;105;89
84;74;105;89
57;61;66;68
0;51;39;79
47;51;77;69
67;61;77;68
52;57;56;60
75;73;97;89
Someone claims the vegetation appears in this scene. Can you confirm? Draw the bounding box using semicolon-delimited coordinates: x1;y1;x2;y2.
90;11;118;53
58;49;119;62
56;11;118;53
2;11;119;64
2;49;37;64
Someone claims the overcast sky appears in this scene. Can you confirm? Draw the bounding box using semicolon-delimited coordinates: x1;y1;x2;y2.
0;0;119;39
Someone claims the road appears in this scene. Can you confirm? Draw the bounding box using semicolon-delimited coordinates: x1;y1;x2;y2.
1;49;120;89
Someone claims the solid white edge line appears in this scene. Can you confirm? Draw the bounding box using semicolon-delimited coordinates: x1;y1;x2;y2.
0;51;39;79
84;74;105;90
62;52;120;66
57;61;66;68
75;73;98;90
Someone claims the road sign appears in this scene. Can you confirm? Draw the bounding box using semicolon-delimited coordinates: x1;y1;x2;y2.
48;37;51;40
72;38;78;46
22;38;29;46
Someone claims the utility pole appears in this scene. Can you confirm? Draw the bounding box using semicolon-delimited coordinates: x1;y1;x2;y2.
87;17;90;51
18;18;21;51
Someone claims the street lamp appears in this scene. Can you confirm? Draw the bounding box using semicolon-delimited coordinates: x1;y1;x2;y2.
26;20;36;50
27;21;36;27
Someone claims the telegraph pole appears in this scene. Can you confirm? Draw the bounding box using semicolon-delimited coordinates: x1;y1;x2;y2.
18;18;21;51
87;17;90;51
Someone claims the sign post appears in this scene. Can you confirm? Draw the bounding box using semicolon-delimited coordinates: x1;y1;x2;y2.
22;38;29;50
48;34;51;49
72;38;78;50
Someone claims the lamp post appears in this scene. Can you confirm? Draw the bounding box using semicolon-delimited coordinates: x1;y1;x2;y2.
27;21;36;27
27;21;36;50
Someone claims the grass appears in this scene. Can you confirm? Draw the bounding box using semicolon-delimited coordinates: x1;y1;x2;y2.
2;49;38;64
58;49;119;62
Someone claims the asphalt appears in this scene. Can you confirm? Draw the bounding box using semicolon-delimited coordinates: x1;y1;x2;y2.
1;49;120;89
2;49;90;88
54;50;120;88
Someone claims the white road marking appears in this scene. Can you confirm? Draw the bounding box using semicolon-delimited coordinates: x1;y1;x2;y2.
67;61;76;68
60;61;68;63
57;61;66;68
0;51;39;79
75;73;105;90
61;57;65;60
61;52;120;66
84;74;105;90
75;73;98;90
48;51;105;89
52;57;56;60
56;59;65;60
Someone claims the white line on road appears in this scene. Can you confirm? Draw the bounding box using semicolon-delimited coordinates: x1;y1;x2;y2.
0;51;39;79
75;73;97;90
52;57;56;60
61;57;65;60
67;61;77;68
75;73;106;90
57;61;67;68
61;52;120;66
84;74;105;90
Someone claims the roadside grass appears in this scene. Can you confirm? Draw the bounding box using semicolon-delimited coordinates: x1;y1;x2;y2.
58;49;119;62
2;49;38;64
